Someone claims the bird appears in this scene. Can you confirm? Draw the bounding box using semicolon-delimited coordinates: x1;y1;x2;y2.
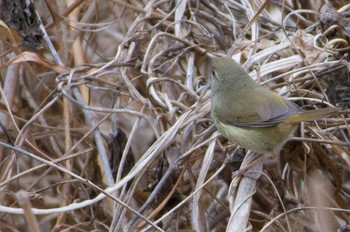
210;57;337;161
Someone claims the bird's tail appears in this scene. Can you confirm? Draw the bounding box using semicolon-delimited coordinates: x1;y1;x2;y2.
285;107;339;123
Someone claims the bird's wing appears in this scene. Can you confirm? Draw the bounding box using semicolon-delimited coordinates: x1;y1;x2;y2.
228;89;303;128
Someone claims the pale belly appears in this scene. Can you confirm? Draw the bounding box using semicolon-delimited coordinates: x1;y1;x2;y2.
213;116;297;154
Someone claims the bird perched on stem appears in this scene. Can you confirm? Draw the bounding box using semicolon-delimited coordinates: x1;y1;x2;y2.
211;57;338;167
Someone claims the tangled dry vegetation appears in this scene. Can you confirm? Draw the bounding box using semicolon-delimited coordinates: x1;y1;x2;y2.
0;0;350;231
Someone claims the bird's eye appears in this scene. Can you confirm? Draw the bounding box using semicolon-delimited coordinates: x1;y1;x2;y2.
212;70;217;77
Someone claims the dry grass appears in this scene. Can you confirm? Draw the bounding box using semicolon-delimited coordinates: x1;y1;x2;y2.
0;0;349;231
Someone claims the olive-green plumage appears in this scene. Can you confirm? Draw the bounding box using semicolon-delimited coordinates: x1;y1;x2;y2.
211;57;337;155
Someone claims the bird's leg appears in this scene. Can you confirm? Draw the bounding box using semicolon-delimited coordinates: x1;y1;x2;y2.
277;152;282;176
273;152;282;177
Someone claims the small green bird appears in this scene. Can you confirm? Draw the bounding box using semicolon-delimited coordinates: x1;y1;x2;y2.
211;57;337;157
